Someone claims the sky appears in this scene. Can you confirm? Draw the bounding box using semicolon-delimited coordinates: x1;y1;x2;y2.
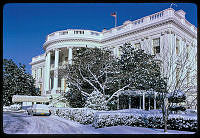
3;3;197;74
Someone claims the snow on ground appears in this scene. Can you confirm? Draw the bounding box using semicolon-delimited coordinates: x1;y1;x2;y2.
3;112;196;134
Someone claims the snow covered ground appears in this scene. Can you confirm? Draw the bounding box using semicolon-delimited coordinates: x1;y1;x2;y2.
3;112;195;134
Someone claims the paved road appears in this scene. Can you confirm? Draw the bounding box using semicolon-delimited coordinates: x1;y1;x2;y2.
3;112;30;134
3;111;96;134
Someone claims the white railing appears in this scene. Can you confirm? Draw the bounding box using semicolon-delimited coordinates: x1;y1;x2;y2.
32;54;45;63
46;30;102;42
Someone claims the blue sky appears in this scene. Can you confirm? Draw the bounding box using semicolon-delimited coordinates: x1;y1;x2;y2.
3;3;197;74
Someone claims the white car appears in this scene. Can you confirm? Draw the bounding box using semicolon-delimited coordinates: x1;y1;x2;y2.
27;104;51;116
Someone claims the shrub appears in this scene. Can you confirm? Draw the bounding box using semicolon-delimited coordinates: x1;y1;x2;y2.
53;108;197;132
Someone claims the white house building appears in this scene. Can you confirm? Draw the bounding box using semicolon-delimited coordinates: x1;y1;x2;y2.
29;8;197;109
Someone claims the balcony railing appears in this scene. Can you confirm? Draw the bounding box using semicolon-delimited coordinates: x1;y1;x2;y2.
56;90;65;96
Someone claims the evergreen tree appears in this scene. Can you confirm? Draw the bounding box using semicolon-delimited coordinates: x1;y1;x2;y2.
64;85;86;108
3;59;39;106
85;90;108;110
119;43;166;92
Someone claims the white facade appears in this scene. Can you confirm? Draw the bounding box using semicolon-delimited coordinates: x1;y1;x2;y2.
30;8;197;109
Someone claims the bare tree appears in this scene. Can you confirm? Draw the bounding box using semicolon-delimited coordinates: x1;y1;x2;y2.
156;30;197;132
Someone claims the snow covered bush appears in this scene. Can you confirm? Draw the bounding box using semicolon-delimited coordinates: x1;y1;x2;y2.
184;109;197;115
85;91;108;111
54;107;197;132
55;108;97;125
92;110;197;131
10;104;22;110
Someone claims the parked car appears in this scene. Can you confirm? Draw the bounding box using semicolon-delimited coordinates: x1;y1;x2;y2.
27;104;51;116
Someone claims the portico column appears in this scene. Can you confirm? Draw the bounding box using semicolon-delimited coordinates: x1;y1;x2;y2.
61;78;65;91
141;38;144;50
154;92;157;109
45;51;51;93
53;49;59;94
143;92;145;110
68;47;72;65
129;96;131;109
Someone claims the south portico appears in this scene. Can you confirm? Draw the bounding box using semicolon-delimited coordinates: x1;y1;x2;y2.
44;47;73;96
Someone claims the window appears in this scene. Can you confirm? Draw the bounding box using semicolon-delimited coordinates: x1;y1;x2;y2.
58;78;61;88
186;44;189;59
135;43;141;49
186;70;190;87
176;67;180;86
40;68;42;78
152;38;160;54
176;39;180;55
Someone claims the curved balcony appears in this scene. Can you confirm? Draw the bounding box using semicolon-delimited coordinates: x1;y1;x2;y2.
43;29;103;50
45;29;102;42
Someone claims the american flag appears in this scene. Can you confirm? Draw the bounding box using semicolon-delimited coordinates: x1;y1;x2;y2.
111;12;116;17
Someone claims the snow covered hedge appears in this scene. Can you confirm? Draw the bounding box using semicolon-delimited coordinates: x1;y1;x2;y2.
92;112;197;132
52;108;197;132
54;108;97;125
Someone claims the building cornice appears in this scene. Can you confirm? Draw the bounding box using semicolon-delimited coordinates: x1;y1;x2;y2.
43;16;197;51
30;59;45;66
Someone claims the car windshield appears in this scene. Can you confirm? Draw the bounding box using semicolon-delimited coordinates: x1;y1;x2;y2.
33;104;48;108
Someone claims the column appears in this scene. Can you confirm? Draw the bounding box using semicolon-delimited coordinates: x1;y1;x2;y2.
160;32;164;60
116;47;120;58
179;37;184;57
53;49;59;94
141;39;144;50
61;78;65;91
154;92;156;109
172;31;177;91
146;37;152;54
139;96;141;109
129;96;131;109
45;52;51;94
68;47;72;65
143;92;145;110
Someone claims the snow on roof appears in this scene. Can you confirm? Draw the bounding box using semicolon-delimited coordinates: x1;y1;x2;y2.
12;95;49;103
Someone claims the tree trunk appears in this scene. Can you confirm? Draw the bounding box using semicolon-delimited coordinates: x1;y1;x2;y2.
163;97;168;132
164;113;167;132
